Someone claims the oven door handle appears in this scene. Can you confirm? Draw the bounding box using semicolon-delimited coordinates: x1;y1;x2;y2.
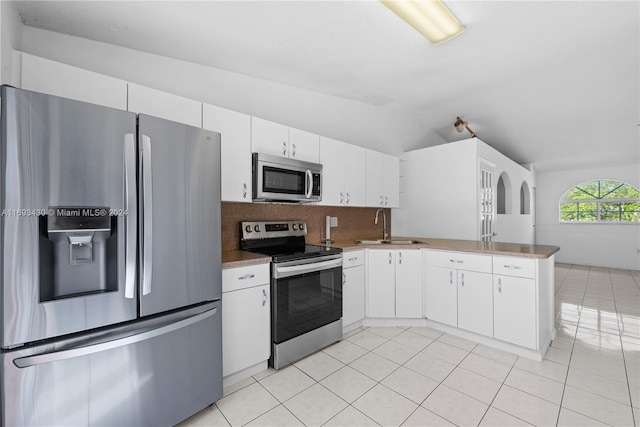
274;258;342;279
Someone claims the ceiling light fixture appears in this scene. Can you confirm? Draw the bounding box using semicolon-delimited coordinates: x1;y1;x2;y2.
380;0;464;45
454;116;476;138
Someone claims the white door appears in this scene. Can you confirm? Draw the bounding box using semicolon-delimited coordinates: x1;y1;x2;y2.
128;84;202;127
288;127;320;162
343;265;365;327
395;250;422;318
319;136;346;206
425;266;458;327
202;104;252;202
222;285;271;377
251;117;289;157
367;250;396;318
457;270;493;336
493;275;537;349
479;160;496;242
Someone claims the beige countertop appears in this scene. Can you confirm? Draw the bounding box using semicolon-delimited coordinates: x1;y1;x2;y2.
222;237;559;268
328;237;560;259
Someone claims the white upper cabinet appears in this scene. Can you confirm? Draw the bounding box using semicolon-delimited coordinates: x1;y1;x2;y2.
202;104;252;202
251;117;319;163
365;149;399;208
289;127;320;162
319;136;365;207
127;83;202;128
20;53;128;110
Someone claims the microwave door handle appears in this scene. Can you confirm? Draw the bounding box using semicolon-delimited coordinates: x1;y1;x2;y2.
305;169;313;199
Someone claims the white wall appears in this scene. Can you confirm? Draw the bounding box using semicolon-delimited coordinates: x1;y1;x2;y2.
0;1;22;85
536;163;640;270
18;26;445;155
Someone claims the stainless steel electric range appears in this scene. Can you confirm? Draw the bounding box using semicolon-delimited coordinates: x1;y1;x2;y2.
240;220;343;369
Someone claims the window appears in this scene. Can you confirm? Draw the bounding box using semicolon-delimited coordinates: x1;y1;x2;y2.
559;180;640;223
520;181;531;215
496;172;511;214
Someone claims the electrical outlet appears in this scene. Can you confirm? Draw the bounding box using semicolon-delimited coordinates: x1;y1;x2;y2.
330;217;338;227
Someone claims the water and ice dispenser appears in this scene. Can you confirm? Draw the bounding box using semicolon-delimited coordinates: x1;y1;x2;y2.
39;207;118;301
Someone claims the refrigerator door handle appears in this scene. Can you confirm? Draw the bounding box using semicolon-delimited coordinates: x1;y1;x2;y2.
124;133;137;299
142;134;153;296
13;307;218;368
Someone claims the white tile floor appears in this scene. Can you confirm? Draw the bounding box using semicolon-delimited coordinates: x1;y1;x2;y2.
180;264;640;426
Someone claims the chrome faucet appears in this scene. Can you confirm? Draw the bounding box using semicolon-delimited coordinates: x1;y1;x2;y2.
374;209;388;241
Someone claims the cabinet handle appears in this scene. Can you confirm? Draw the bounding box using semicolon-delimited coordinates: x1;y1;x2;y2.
449;271;453;284
503;264;522;270
385;196;388;206
243;183;247;199
238;274;255;280
380;195;384;205
292;143;296;157
461;272;465;286
498;278;502;293
283;141;287;156
348;256;358;262
342;272;346;285
262;289;267;306
399;252;402;264
449;259;464;264
340;192;344;204
346;193;350;204
389;252;392;264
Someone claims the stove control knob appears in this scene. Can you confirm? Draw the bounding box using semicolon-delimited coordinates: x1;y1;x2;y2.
298;223;305;230
254;225;261;232
292;224;298;230
245;225;252;233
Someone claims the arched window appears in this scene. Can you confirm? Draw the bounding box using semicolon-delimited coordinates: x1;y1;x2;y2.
559;180;640;222
497;172;512;214
520;181;531;215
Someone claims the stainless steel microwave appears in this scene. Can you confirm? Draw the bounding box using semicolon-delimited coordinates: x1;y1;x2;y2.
252;153;322;203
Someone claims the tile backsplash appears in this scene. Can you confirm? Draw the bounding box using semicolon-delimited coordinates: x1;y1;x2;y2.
222;202;392;251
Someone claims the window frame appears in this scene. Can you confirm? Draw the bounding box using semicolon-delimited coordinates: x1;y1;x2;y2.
559;180;640;224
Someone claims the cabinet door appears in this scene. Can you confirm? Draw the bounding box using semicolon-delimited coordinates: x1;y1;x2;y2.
222;285;271;377
367;250;396;318
319;136;346;206
395;250;422;318
384;154;400;208
343;265;365;327
365;150;385;207
251;117;289;157
128;84;202;127
203;104;252;202
21;53;128;110
289;127;320;162
425;266;457;327
344;143;367;206
494;275;537;349
457;270;493;336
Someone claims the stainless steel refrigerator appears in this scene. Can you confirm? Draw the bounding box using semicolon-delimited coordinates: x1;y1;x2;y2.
0;85;222;426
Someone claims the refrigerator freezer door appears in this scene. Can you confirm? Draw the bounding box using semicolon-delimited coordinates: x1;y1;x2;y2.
0;86;138;349
138;114;221;316
2;301;222;426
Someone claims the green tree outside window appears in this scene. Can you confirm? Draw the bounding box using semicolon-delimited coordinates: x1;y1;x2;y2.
559;180;640;223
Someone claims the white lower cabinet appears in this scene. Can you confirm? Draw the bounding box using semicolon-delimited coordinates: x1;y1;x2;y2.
367;249;422;318
424;250;493;335
342;251;365;328
221;264;270;379
494;275;537;349
457;270;493;337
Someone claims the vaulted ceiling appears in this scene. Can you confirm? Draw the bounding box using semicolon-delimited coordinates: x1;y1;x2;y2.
13;1;640;172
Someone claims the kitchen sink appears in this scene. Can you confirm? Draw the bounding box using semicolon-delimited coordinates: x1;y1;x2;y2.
354;239;424;245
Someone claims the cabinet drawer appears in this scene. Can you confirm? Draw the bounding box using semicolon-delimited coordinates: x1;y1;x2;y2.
426;250;492;273
222;263;270;292
343;250;365;268
493;256;536;279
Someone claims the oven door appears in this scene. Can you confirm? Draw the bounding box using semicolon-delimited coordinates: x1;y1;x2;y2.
272;255;342;344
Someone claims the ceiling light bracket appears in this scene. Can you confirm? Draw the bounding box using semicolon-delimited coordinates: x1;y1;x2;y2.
454;116;476;138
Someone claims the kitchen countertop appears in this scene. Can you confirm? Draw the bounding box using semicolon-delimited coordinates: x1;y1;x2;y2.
327;237;560;259
222;237;560;268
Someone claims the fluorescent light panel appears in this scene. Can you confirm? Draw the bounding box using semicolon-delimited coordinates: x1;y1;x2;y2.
381;0;464;45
